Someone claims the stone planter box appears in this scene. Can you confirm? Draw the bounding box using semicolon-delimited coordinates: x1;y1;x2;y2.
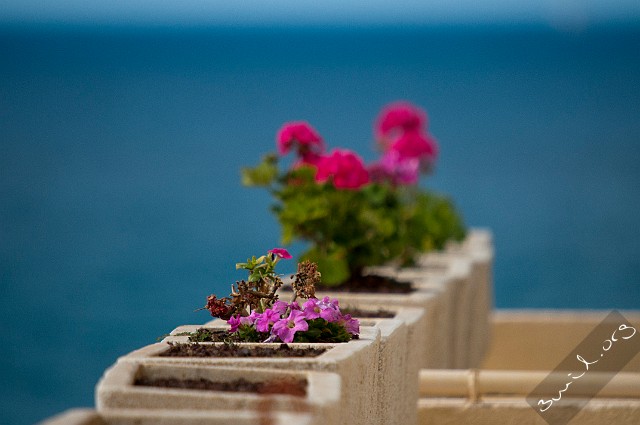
342;304;426;425
308;289;447;369
314;256;475;370
96;362;340;423
116;326;380;425
162;322;404;425
443;228;494;368
414;228;493;368
343;228;493;369
411;255;475;369
179;310;418;425
38;408;322;425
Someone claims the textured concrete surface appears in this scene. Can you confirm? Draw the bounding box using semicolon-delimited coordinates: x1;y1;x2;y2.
117;326;380;425
96;363;340;423
371;319;412;425
310;288;449;369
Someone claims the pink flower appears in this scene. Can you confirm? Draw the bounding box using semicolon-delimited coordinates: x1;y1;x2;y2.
301;297;337;321
376;101;427;140
227;315;242;333
288;301;301;311
268;248;292;260
240;311;259;326
302;298;322;320
293;151;323;168
389;130;438;165
315;149;370;190
255;308;282;333
272;300;289;315
271;310;309;343
339;314;360;336
277;122;325;157
315;297;341;322
320;296;339;308
369;150;420;186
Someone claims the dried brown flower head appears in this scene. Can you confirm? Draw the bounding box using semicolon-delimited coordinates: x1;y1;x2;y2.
205;295;231;320
292;260;321;299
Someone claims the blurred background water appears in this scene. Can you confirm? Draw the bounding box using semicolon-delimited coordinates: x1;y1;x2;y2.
1;18;640;425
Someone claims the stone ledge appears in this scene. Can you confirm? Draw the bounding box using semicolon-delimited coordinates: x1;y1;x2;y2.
96;363;340;423
418;398;640;425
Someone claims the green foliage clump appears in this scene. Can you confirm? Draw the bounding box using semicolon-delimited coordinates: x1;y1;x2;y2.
242;156;465;286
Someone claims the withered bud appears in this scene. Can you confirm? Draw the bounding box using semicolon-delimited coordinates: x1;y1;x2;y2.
205;295;231;320
292;260;321;299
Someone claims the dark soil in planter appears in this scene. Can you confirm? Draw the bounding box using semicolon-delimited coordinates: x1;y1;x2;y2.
159;342;327;358
134;376;307;396
316;274;414;294
183;328;239;343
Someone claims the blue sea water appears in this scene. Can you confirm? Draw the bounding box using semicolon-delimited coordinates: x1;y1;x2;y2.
1;24;639;424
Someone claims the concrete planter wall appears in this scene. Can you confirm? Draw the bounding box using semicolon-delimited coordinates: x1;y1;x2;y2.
310;228;493;370
179;307;421;425
410;256;475;369
175;312;417;425
398;228;493;369
307;287;451;369
117;326;380;425
443;228;494;368
368;319;413;425
344;304;426;425
96;363;340;423
311;259;479;369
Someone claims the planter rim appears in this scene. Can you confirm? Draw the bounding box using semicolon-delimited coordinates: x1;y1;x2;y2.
97;361;341;407
120;326;380;366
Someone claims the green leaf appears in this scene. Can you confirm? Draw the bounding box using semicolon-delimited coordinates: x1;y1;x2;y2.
241;154;279;187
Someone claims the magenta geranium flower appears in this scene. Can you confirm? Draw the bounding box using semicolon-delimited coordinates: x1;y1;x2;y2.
315;149;370;190
389;130;438;164
369;150;420;186
271;310;309;343
268;248;292;259
276;121;325;157
376;101;427;140
293;151;323;168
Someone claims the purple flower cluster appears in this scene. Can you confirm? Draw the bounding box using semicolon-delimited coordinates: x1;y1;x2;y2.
227;297;360;343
